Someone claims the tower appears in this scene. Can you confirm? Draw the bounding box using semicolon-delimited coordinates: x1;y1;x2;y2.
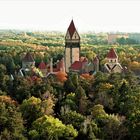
65;20;80;72
104;48;123;73
93;56;99;72
22;52;35;70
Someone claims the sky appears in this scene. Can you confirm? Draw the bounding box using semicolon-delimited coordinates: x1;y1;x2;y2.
0;0;140;33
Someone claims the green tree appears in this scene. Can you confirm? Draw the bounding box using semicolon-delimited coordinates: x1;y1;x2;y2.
60;110;85;130
91;104;127;140
91;104;107;119
78;119;99;140
0;64;10;93
20;96;43;128
0;96;26;139
64;77;76;93
20;96;54;128
29;115;78;140
75;86;88;114
61;93;77;111
11;76;31;103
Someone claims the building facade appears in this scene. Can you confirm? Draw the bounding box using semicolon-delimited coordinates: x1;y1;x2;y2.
22;52;35;70
104;48;123;73
108;33;128;44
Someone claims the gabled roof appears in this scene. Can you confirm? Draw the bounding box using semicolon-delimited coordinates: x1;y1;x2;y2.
70;58;87;71
70;61;82;70
67;20;77;38
107;48;118;59
22;52;34;62
38;61;46;69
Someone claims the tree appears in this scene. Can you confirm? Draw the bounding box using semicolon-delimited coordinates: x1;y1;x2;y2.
75;86;88;114
12;76;31;103
0;64;10;93
29;115;78;140
60;110;85;130
20;96;43;128
55;71;67;83
0;96;26;139
91;104;127;140
91;104;107;119
61;92;77;111
64;77;76;93
20;96;54;128
116;37;126;45
78;119;99;140
94;82;114;111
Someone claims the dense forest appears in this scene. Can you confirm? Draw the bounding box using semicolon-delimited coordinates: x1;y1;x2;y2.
0;30;140;140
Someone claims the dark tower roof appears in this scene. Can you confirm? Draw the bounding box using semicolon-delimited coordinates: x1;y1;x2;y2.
106;48;118;59
22;52;34;62
67;20;77;38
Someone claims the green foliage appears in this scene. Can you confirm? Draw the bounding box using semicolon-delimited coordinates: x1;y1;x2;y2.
0;30;140;139
0;96;26;139
61;93;77;111
91;104;128;139
98;114;128;140
91;104;107;119
20;96;54;128
78;119;99;140
60;110;85;130
117;37;138;45
20;96;43;127
12;77;31;103
75;86;88;114
29;115;78;140
0;64;10;93
64;76;76;93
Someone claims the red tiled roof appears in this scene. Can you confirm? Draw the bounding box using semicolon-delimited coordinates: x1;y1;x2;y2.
38;61;46;69
67;20;76;38
70;61;82;70
70;59;88;71
22;52;34;62
107;48;118;58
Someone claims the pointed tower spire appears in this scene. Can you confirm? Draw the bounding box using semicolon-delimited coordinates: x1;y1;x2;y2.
67;20;76;38
107;48;118;59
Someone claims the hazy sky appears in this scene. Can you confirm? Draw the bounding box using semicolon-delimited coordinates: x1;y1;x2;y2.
0;0;140;32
